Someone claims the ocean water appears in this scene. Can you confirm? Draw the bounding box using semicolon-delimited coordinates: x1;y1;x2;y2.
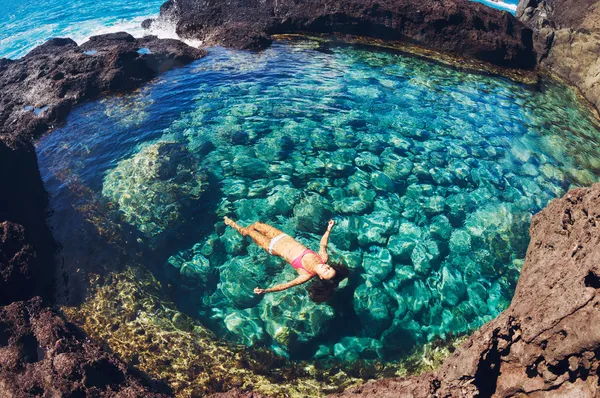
0;0;517;59
37;41;600;362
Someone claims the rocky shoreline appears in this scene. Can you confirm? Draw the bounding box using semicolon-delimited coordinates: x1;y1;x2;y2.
150;0;537;69
332;183;600;397
0;33;204;396
517;0;600;115
0;0;599;396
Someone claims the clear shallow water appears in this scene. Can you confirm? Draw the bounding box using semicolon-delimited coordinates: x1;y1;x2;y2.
1;0;517;59
37;41;600;363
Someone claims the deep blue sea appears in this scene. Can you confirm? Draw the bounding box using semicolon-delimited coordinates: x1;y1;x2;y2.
0;0;518;59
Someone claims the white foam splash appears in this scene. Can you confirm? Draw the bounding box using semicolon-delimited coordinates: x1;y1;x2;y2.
73;15;203;49
477;0;518;12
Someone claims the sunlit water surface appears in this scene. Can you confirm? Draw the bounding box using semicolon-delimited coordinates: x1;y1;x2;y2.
37;41;600;362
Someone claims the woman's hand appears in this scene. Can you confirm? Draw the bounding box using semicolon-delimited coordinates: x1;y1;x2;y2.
327;220;335;231
254;287;265;295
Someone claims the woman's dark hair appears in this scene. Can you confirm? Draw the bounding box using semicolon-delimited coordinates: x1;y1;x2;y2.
308;262;350;303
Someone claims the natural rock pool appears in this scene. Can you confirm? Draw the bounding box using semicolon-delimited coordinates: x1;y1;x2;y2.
37;40;600;365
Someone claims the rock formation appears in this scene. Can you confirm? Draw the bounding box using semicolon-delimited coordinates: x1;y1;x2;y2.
0;297;170;397
154;0;537;69
333;183;600;397
517;0;600;113
0;33;205;395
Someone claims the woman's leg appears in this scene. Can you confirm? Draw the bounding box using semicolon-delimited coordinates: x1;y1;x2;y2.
251;222;285;239
224;217;271;252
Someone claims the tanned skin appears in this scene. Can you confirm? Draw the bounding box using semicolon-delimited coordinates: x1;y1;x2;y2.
224;217;336;294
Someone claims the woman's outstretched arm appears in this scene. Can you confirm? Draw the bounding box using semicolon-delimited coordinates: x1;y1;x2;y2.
318;220;334;262
255;274;313;294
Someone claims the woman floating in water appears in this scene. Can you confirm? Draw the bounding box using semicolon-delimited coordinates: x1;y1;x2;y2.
224;217;348;301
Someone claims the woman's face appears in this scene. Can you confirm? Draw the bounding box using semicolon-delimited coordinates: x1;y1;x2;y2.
316;263;336;280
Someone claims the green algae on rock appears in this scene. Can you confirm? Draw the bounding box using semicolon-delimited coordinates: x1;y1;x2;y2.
102;141;208;241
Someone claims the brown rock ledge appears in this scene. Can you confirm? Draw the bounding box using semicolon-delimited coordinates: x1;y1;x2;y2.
153;0;537;69
332;183;600;397
517;0;600;115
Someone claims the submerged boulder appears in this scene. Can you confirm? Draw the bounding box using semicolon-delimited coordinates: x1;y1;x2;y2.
102;141;207;240
259;274;336;353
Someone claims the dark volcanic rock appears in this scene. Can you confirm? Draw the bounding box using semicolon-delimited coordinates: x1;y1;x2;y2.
0;32;205;305
0;298;169;397
158;0;536;68
0;32;206;140
517;0;600;113
0;138;56;306
332;183;600;397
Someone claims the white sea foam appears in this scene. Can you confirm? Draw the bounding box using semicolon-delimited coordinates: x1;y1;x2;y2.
477;0;518;12
73;15;203;49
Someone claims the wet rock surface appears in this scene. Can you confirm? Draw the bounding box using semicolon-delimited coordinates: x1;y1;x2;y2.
517;0;600;113
332;183;600;397
157;0;536;68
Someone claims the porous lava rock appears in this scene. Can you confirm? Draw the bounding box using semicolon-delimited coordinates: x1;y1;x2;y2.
332;183;600;397
517;0;600;113
0;297;169;397
157;0;536;68
0;32;206;140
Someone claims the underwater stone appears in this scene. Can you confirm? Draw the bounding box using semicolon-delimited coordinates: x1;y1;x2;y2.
395;265;418;286
354;282;395;337
219;257;267;309
293;194;332;234
357;212;396;247
334;196;370;215
355;151;382;169
439;265;466;306
311;130;338;151
363;247;393;282
445;192;474;226
224;308;266;346
447;159;472;185
371;171;395;192
440;308;468;336
260;283;335;353
467;282;489;317
266;185;301;217
449;229;472;255
222;178;249;200
429;215;453;240
403;280;431;314
430;168;455;186
423;195;445;217
334;249;363;271
387;222;422;261
333;337;384;361
220;227;246;255
380;313;424;354
232;155;268;179
328;218;358;251
410;240;439;274
102;141;206;240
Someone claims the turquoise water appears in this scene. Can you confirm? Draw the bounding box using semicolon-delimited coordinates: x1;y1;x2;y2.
0;0;517;59
37;41;600;361
0;0;164;59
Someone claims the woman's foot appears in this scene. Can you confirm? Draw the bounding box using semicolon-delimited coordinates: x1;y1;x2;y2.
224;216;247;236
